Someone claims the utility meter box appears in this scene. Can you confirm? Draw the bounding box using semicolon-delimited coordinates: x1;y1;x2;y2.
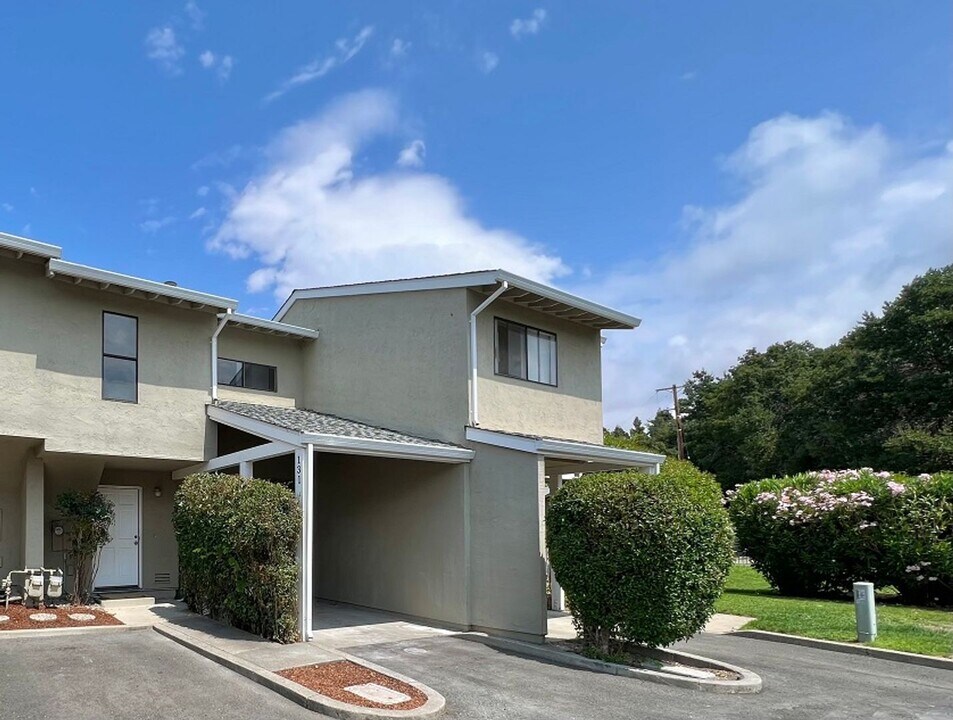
25;574;45;599
47;574;64;598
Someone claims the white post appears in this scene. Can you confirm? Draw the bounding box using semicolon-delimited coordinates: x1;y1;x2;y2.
238;460;253;478
468;281;508;426
210;310;232;402
853;581;877;643
295;445;314;641
549;476;565;612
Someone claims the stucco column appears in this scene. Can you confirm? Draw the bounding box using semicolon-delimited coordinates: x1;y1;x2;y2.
294;445;314;642
22;456;44;568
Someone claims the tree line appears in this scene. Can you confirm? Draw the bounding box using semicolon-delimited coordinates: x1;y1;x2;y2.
607;265;953;489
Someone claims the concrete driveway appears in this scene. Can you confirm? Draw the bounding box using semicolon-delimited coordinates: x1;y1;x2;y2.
3;626;952;720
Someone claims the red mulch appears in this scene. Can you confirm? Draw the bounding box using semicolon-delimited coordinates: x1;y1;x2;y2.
277;660;427;711
0;604;123;631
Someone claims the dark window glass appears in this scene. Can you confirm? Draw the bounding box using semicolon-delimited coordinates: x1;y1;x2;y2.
494;318;557;386
103;312;138;402
218;358;277;392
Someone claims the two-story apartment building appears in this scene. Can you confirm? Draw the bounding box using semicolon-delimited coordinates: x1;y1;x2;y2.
0;230;663;643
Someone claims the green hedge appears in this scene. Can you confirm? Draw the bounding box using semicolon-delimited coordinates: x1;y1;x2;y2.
729;469;952;605
546;460;735;652
173;473;301;643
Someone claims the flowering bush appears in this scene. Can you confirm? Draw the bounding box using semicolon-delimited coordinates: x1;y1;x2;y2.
729;469;952;604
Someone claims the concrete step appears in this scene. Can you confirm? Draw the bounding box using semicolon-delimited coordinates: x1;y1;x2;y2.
99;596;158;609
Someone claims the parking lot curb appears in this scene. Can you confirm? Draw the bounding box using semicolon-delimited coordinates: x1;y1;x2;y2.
458;633;762;694
154;624;445;719
0;623;146;639
733;630;953;671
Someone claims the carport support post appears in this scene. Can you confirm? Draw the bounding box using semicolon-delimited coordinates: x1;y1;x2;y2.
295;444;314;641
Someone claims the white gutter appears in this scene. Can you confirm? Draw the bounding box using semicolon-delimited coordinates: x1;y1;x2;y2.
210;309;233;401
469;281;508;426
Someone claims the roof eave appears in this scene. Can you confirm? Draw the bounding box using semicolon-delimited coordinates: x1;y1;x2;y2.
0;232;63;260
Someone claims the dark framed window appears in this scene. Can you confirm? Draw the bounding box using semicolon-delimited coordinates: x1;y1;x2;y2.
494;317;557;386
218;358;277;392
102;312;138;402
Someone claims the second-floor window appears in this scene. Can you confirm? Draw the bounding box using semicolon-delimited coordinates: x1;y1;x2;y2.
103;311;138;403
494;317;557;386
218;358;278;392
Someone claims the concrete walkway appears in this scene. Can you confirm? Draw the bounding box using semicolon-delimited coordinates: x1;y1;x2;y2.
546;609;754;640
312;600;456;651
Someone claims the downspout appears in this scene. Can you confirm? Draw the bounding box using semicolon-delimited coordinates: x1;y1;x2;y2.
210;309;233;402
469;281;508;426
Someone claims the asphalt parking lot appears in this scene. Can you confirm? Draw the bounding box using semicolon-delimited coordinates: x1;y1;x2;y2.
3;627;952;720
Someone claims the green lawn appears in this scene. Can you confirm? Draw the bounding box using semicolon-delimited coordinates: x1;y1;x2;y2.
716;565;953;658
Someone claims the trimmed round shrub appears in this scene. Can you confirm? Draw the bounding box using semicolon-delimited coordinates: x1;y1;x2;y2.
546;460;734;652
729;469;953;604
173;473;301;643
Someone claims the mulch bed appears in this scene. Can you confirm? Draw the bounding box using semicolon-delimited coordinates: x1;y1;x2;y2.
0;604;123;631
277;660;427;711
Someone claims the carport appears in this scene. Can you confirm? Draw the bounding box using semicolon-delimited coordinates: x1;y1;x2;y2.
173;400;473;641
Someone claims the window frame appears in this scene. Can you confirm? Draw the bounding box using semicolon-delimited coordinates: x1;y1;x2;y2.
217;357;278;393
102;310;139;404
493;316;558;387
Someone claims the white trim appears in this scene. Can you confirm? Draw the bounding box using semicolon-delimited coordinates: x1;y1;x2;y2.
46;258;239;311
226;312;320;339
210;310;232;403
465;427;665;469
208;404;474;464
274;269;640;329
171;441;298;480
0;231;62;259
94;485;142;590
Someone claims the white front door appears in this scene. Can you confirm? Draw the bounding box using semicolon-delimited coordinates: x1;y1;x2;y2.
95;486;140;588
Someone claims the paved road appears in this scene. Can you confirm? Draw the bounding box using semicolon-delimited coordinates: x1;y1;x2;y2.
0;629;322;720
356;632;953;720
4;627;952;720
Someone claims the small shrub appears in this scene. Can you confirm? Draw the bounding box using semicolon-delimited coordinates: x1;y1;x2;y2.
547;460;734;652
56;490;114;604
729;469;953;604
173;473;300;643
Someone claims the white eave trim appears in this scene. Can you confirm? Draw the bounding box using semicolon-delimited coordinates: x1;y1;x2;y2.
274;269;640;329
209;404;474;464
0;231;63;259
465;426;665;467
226;312;319;340
46;258;239;311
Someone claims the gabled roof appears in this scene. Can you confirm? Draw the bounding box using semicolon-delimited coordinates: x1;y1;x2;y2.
0;231;63;261
211;401;474;463
274;269;640;330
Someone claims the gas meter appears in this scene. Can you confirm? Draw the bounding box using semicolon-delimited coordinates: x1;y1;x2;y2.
25;573;45;600
47;573;64;599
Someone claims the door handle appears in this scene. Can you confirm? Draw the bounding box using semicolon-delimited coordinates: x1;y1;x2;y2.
134;535;139;546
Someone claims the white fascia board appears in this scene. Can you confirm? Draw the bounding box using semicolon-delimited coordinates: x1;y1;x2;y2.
465;427;665;467
209;404;474;464
172;441;298;480
274;269;640;329
47;258;239;311
0;231;63;259
299;432;474;463
227;312;320;339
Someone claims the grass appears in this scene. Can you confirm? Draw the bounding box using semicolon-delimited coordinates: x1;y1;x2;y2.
716;565;953;658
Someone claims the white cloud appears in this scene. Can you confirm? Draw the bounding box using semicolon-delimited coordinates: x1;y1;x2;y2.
209;89;566;300
264;26;374;103
145;27;185;74
199;50;215;68
140;216;176;233
199;50;234;80
196;185;210;196
218;55;234;81
579;113;953;427
479;51;499;74
390;38;410;58
1;202;13;212
184;1;205;31
510;9;547;38
397;139;426;168
189;207;207;220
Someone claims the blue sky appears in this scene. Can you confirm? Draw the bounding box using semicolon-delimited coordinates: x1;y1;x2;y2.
2;2;950;425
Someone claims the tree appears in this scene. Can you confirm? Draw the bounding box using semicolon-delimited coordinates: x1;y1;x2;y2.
56;490;114;604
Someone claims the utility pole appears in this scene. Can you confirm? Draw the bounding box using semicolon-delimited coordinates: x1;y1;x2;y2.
656;384;687;460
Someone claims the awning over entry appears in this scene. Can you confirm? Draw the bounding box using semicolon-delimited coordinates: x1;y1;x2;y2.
465;426;665;475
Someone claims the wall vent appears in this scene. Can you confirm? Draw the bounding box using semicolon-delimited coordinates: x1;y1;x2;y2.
154;572;172;586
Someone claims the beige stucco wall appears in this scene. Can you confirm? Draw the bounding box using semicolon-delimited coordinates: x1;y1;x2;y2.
312;453;469;627
472;291;604;444
467;443;547;640
0;438;33;571
283;289;471;443
0;257;308;461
